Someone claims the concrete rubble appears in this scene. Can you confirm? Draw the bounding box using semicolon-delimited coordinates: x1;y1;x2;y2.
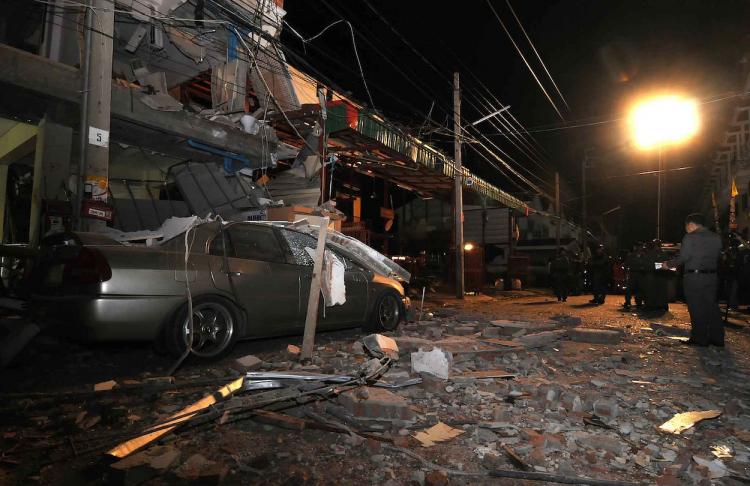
2;291;750;485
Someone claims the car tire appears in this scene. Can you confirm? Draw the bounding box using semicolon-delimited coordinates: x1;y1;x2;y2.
365;290;402;332
165;296;240;360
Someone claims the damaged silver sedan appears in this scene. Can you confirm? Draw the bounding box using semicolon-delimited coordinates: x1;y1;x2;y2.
30;221;410;359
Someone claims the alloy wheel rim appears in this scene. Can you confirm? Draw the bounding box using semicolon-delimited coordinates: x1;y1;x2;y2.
378;294;400;329
182;302;234;357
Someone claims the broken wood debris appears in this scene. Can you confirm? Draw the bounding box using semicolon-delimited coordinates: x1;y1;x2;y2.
658;410;722;434
105;357;395;459
412;421;465;447
108;376;246;458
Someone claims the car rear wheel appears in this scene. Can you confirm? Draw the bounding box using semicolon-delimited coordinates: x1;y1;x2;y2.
166;296;240;360
366;291;402;332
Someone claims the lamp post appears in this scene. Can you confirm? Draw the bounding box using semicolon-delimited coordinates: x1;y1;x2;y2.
628;95;699;239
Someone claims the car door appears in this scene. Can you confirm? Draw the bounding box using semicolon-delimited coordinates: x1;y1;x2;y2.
209;224;302;337
278;228;368;329
326;251;369;327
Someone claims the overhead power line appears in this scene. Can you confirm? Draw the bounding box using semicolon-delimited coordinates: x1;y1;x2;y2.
283;18;376;110
485;0;565;121
505;0;570;112
440;45;551;159
358;0;557;190
320;0;551;195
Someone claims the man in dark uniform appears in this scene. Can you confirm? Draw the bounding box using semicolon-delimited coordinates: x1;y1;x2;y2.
644;240;670;311
550;248;571;302
663;213;724;347
623;244;646;310
590;245;611;304
722;234;742;310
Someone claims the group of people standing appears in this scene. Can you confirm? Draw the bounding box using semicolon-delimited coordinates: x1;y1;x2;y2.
548;244;624;305
548;213;725;348
549;240;675;309
622;240;673;311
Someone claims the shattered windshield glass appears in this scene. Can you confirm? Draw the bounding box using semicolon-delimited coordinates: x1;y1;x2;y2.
280;228;354;269
280;229;316;266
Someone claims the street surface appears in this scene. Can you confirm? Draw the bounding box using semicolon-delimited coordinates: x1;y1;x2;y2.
2;289;750;485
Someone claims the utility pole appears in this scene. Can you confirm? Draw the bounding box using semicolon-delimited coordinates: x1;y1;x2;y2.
78;0;114;231
317;84;327;203
581;154;587;259
555;172;561;250
453;72;465;299
656;147;662;240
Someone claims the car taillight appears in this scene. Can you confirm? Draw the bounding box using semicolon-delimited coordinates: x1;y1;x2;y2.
62;248;112;285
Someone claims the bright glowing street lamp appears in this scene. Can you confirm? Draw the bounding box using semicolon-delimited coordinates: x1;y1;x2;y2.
628;95;700;239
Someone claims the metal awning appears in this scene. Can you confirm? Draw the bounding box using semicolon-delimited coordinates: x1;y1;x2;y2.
324;104;530;212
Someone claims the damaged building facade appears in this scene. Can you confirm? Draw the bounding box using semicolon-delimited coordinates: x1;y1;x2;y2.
0;0;562;290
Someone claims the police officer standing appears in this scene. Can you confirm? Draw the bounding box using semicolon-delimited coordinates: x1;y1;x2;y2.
590;245;611;304
662;213;724;347
644;240;670;311
550;248;572;302
722;234;742;310
623;244;646;310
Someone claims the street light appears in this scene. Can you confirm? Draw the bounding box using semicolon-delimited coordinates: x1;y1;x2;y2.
628;95;700;239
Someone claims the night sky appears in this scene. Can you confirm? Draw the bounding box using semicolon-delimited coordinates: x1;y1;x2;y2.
283;0;750;245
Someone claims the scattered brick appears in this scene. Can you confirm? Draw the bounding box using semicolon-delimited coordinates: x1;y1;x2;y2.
337;387;415;420
567;328;622;345
231;354;263;372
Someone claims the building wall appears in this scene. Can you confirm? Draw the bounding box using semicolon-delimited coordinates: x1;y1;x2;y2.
700;103;750;237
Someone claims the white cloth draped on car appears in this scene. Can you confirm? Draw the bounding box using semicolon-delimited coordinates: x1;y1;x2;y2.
304;247;346;307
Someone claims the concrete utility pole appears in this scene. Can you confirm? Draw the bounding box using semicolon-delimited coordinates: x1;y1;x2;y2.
656;148;662;240
78;0;114;231
581;154;587;258
453;72;465;299
555;172;561;250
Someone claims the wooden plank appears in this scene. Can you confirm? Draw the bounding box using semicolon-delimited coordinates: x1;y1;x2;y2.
301;217;329;361
107;377;244;458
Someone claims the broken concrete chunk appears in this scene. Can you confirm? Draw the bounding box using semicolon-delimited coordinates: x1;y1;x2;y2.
516;330;565;348
286;344;301;358
111;445;181;471
551;314;583;326
351;341;365;355
692;455;728;479
411;348;452;380
419;371;446;393
231;355;263;372
337;387;414;420
593;398;620;419
481;337;524;348
490;319;558;336
362;334;399;359
561;392;584;413
451;325;478;336
575;433;628;455
567;328;622;345
481;326;503;339
174;453;223;479
394;336;434;352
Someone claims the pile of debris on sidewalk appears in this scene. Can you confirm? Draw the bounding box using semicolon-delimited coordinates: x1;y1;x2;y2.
2;296;750;485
